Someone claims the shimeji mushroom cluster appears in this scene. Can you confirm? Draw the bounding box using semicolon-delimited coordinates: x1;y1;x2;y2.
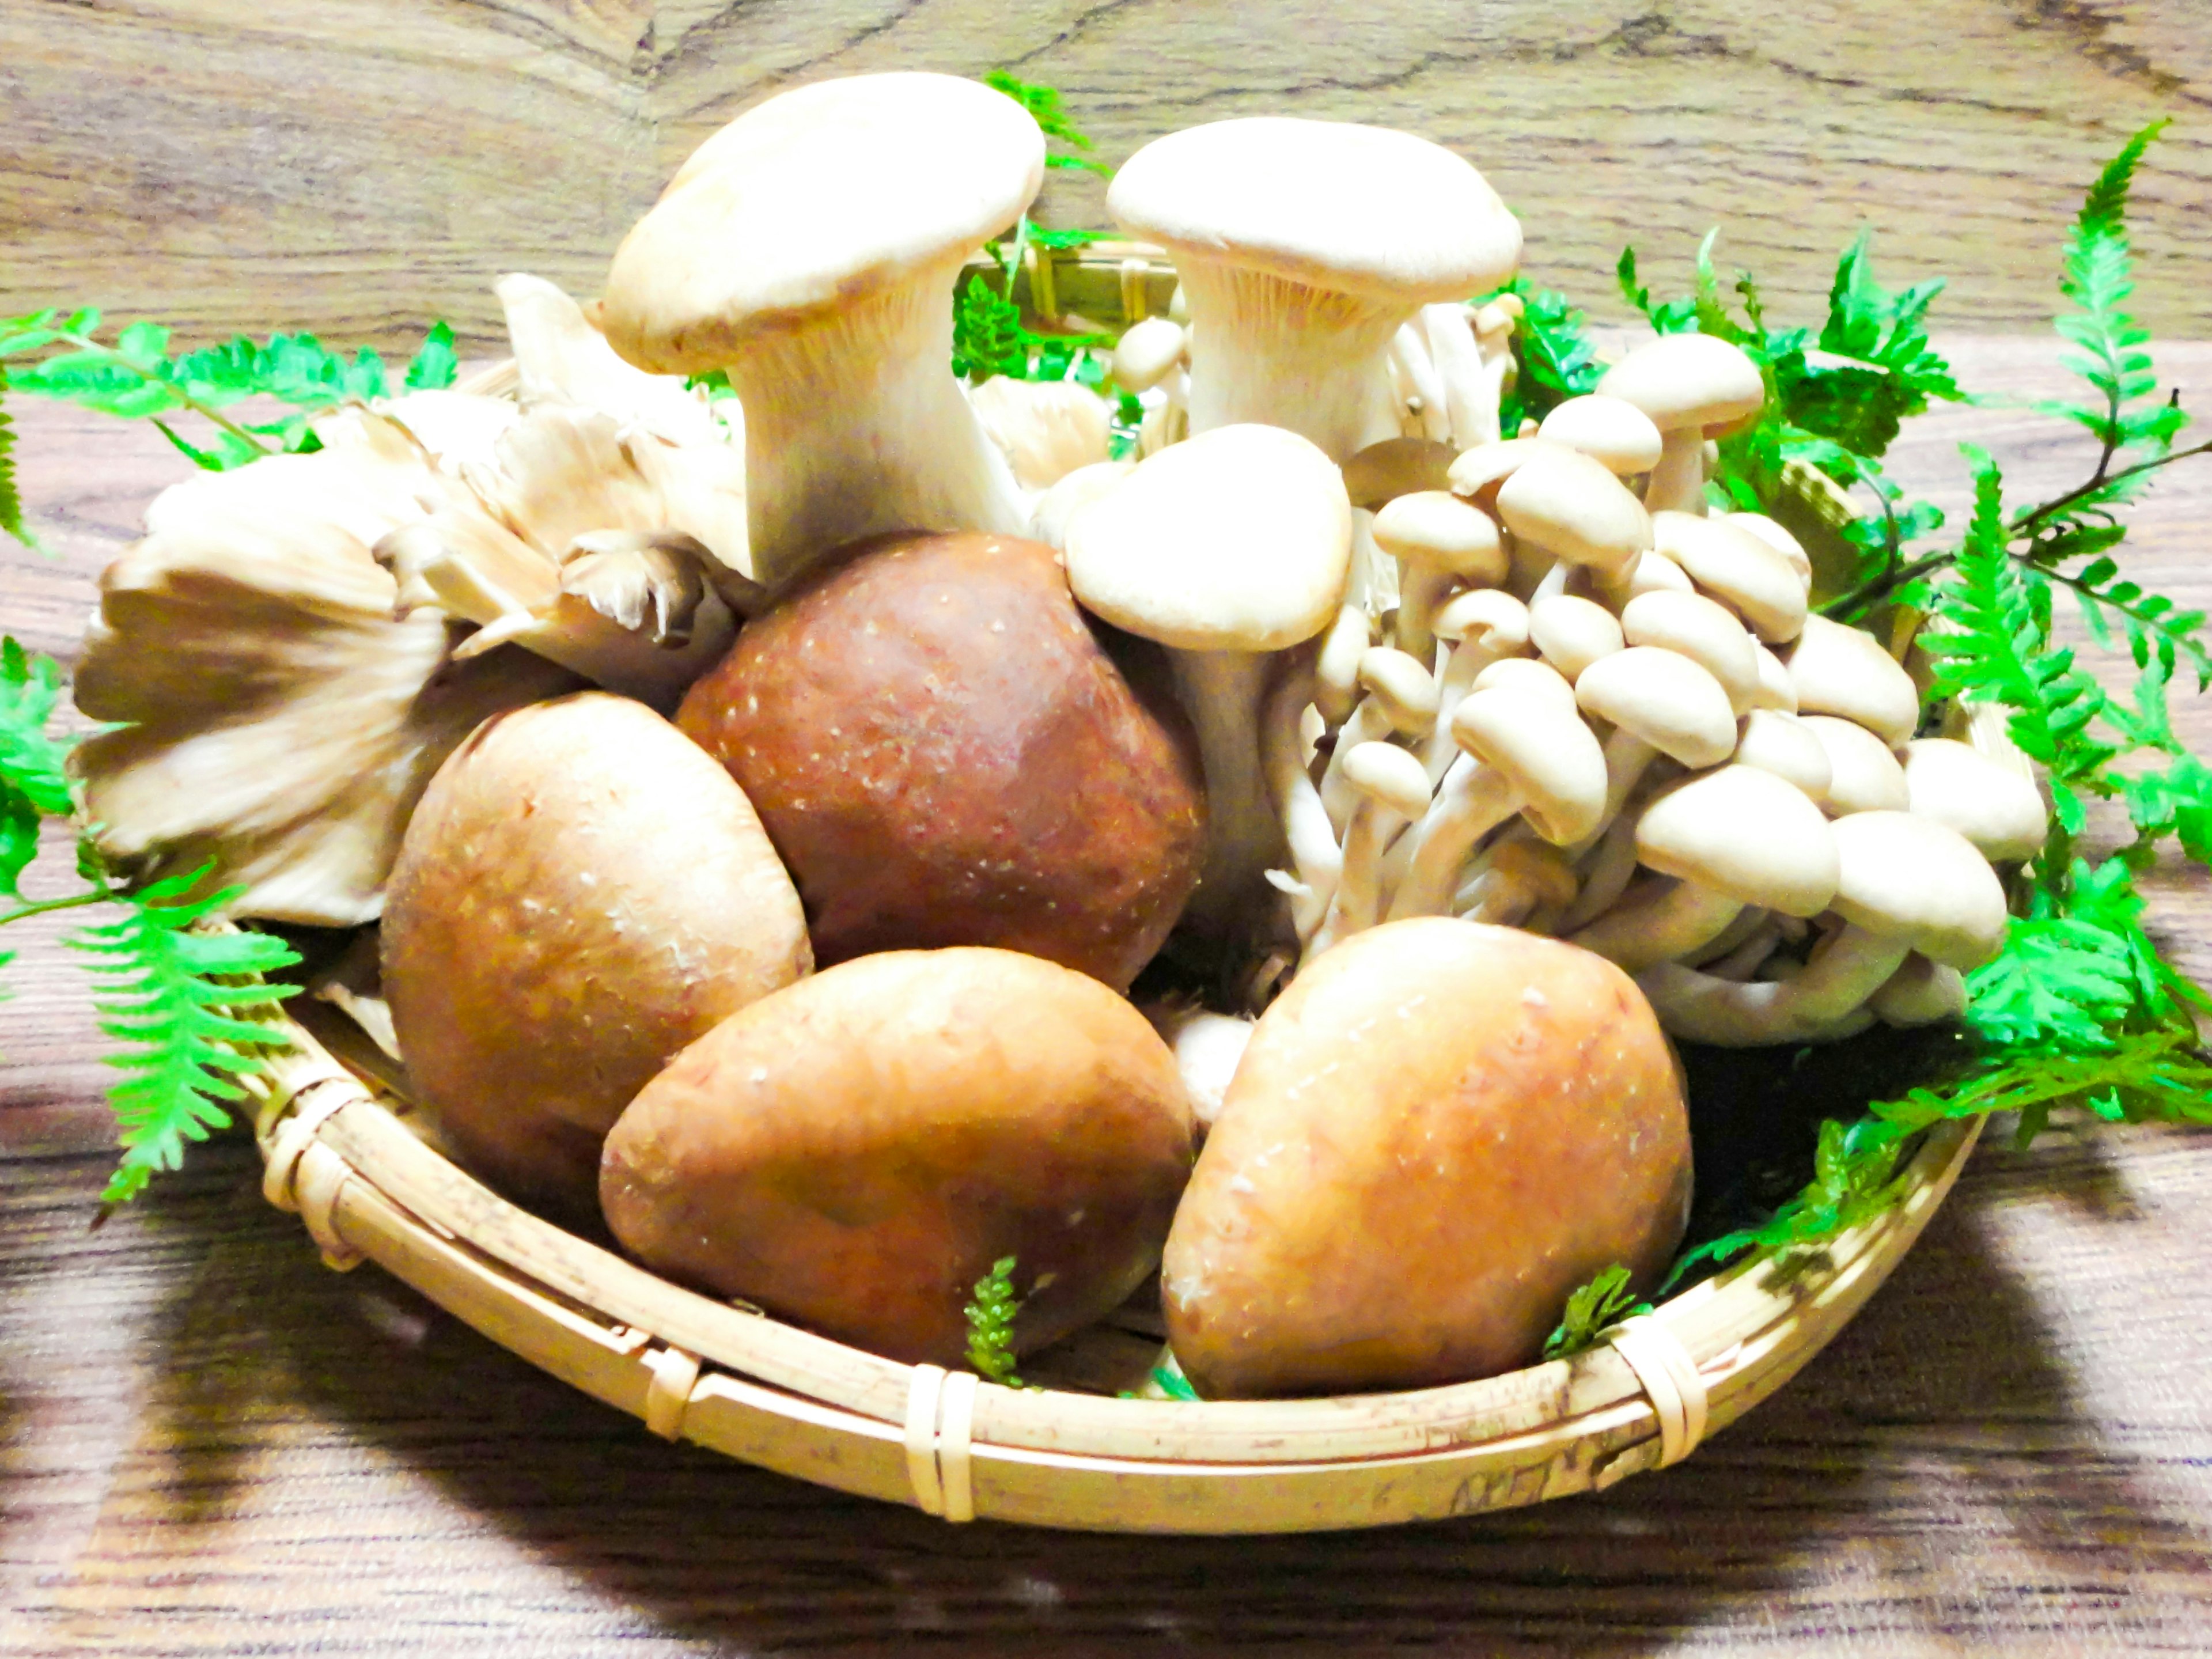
71;70;2047;1059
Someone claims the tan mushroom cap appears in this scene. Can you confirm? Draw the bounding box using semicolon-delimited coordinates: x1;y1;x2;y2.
1725;512;1812;586
1108;118;1521;305
1799;715;1910;815
1626;550;1695;599
1732;709;1834;803
1902;737;2048;862
1433;586;1529;651
1637;764;1840;917
1372;491;1506;584
1528;593;1625;682
1577;646;1739;770
1112;316;1188;393
603;74;1044;372
1494;446;1653;577
1342;739;1436;821
1619;589;1759;715
1450;684;1609;844
1065;423;1353;650
1750;640;1797;711
1342;436;1457;510
1356;645;1442;732
1536;395;1665;476
1472;654;1579;714
1652;511;1806;643
1787;613;1920;744
1829;811;2010;970
1596;333;1767;435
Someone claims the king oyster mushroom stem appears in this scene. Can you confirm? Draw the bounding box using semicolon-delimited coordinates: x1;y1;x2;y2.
600;73;1043;590
1260;652;1343;944
1066;423;1354;934
1108;117;1521;463
1596;332;1767;516
1306;741;1435;961
1635;812;2008;1046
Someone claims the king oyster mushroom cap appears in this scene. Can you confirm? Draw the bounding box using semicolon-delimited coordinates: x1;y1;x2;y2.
1570;763;1840;972
1066;422;1355;929
1342;435;1457;510
1787;613;1921;743
1596;333;1766;514
72;443;579;926
1536;394;1665;478
1635;812;2006;1046
1528;593;1625;683
1798;714;1911;815
599;72;1043;589
967;375;1115;491
1902;737;2049;862
1732;708;1835;804
1494;444;1653;581
1371;488;1505;660
1651;510;1806;643
1108;117;1521;461
1619;588;1760;715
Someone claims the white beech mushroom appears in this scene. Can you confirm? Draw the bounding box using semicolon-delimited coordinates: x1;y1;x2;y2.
1572;646;1741;839
1453;836;1578;928
1751;638;1798;711
1731;708;1835;805
600;73;1043;589
1900;737;2049;862
1108;117;1521;461
1618;588;1760;716
1417;300;1495;448
1314;602;1378;726
1385;672;1607;921
1635;812;2007;1046
1260;654;1342;944
1535;393;1665;479
1651;510;1806;645
1624;549;1697;599
1420;586;1531;782
1798;714;1911;815
1570;765;1839;972
1491;443;1654;606
1309;741;1437;957
1527;593;1625;683
1317;646;1440;832
1869;953;1969;1027
1142;1000;1257;1132
1370;489;1505;664
1388;320;1452;442
1065;423;1354;933
1596;333;1766;515
1787;613;1921;744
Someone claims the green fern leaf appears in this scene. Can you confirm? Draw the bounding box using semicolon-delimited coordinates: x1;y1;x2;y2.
963;1254;1029;1387
1541;1263;1652;1359
0;364;28;553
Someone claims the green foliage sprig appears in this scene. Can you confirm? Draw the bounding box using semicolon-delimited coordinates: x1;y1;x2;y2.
964;1255;1030;1387
1541;1264;1652;1359
0;638;300;1206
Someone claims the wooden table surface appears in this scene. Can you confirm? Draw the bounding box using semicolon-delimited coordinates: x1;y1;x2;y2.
9;4;2212;1650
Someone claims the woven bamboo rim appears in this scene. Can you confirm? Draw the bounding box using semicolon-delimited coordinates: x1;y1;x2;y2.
230;247;1989;1533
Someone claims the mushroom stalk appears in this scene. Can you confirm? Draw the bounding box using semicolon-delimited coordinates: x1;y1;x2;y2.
1568;877;1746;974
1643;432;1708;515
1174;647;1286;930
1559;809;1642;931
1384;753;1520;921
1261;660;1342;942
1635;923;1913;1047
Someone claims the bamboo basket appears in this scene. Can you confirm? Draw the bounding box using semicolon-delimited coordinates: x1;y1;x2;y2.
242;243;1990;1534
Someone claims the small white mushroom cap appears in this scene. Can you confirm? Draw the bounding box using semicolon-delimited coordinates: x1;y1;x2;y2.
1870;953;1968;1028
1355;646;1442;732
1638;765;1840;918
1829;811;2010;971
1597;334;1766;435
1528;593;1626;682
1536;394;1665;477
1372;490;1506;584
1471;654;1580;714
1787;613;1921;744
1732;709;1834;803
1112;316;1190;393
1577;647;1740;771
1626;549;1696;599
1450;685;1608;844
1343;739;1437;821
1751;639;1797;711
1315;602;1377;725
1433;586;1530;653
1725;511;1812;588
1065;423;1353;650
1494;445;1654;578
1652;511;1806;643
1799;715;1911;815
1144;1002;1256;1131
1619;589;1759;715
1902;737;2049;862
1445;435;1553;505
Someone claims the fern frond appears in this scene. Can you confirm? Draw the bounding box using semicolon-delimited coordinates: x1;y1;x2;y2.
1541;1264;1651;1359
66;868;298;1204
963;1254;1028;1387
0;364;30;553
0;637;75;897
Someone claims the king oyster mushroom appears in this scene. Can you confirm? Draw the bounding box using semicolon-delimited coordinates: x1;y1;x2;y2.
600;73;1044;589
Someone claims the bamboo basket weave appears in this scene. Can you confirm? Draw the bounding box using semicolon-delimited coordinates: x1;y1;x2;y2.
244;244;1990;1534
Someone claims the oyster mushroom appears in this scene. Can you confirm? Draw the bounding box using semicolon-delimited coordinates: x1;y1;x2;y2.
600;73;1044;589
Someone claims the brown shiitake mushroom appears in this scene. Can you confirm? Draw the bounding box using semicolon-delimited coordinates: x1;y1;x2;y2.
381;692;810;1223
601;947;1196;1366
678;530;1206;991
1163;918;1691;1399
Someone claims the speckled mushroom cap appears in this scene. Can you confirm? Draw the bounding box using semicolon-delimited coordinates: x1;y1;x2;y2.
1597;333;1767;435
603;74;1045;372
1450;684;1608;844
1065;423;1353;650
1828;811;2010;970
1636;764;1840;918
1108;118;1521;305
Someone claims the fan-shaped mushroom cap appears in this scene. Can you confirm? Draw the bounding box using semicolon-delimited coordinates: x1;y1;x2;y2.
1577;647;1739;771
1637;765;1840;918
1597;334;1766;436
1371;490;1506;584
1536;395;1665;476
1828;811;2009;970
1108;118;1519;309
1733;709;1834;802
1342;435;1456;510
496;272;727;448
1787;613;1920;744
1652;511;1806;643
603;74;1043;369
1065;423;1353;650
969;376;1114;490
1450;685;1608;844
1800;715;1910;815
1494;445;1653;577
1902;737;2048;862
1620;588;1759;715
1528;593;1625;682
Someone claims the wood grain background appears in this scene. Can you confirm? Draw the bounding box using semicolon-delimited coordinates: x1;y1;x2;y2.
3;1;2210;353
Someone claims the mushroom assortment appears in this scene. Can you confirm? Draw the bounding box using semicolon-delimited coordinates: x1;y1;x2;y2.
74;71;2044;1396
